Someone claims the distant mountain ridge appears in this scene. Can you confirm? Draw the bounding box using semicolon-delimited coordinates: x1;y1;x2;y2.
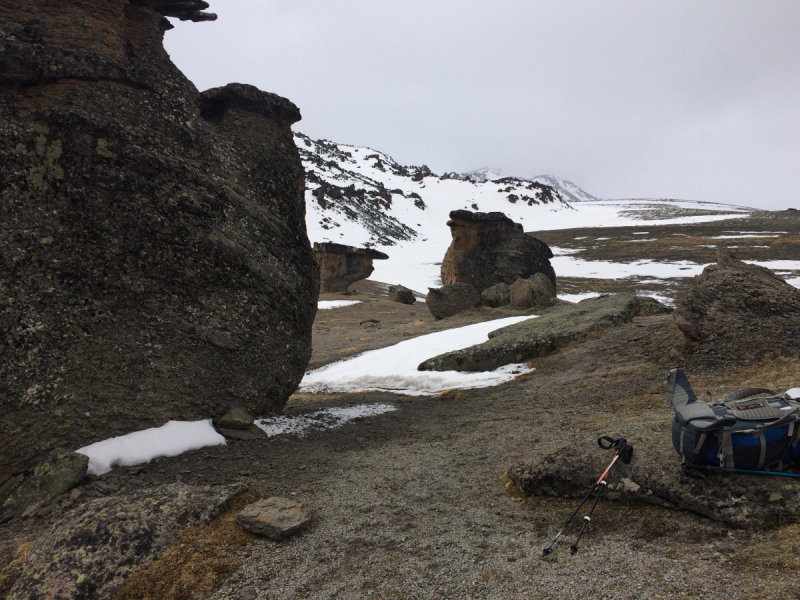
294;132;578;248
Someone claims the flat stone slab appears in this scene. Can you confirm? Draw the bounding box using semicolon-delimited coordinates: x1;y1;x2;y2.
235;497;310;540
8;483;246;600
507;421;800;529
418;293;640;372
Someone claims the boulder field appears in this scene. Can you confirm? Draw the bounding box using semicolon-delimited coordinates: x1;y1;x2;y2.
0;0;318;485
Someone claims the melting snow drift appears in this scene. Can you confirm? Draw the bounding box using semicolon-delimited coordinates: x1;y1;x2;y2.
319;300;362;309
255;404;397;437
300;316;536;395
76;420;225;475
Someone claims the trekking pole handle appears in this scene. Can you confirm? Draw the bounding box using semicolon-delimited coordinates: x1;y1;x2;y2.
597;436;634;464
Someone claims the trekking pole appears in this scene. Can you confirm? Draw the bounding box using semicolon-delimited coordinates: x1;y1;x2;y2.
542;436;633;557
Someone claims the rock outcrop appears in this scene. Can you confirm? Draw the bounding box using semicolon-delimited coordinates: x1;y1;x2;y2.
426;283;481;320
440;210;555;293
0;2;319;486
507;421;797;529
7;483;246;600
388;285;416;305
674;250;800;360
418;294;639;371
314;243;389;293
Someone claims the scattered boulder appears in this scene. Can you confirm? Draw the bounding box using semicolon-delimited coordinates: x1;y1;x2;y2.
674;250;800;361
418;294;639;371
7;483;246;600
440;210;555;293
388;285;416;305
314;243;389;293
235;497;311;540
0;451;88;523
426;283;481;320
213;406;265;440
507;422;797;529
509;273;557;309
0;0;319;484
481;282;511;308
215;407;255;430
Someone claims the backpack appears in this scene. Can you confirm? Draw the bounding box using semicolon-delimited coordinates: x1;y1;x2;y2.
665;368;800;471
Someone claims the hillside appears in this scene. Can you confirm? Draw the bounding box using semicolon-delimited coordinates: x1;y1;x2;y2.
296;132;751;292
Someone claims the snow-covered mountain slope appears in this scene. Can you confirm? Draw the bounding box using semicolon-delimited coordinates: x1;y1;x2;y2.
457;169;598;203
295;132;751;293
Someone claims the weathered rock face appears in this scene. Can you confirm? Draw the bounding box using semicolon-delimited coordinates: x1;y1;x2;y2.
418;294;639;371
509;273;556;309
388;284;415;305
0;2;318;485
314;242;389;293
440;210;555;293
675;250;800;358
8;483;246;600
426;283;481;320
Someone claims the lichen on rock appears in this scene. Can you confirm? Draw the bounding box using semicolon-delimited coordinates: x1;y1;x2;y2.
0;1;318;485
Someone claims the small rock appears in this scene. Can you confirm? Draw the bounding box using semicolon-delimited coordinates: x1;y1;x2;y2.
481;282;511;308
239;586;257;600
235;497;311;540
218;425;266;441
215;406;255;430
22;501;44;518
69;488;82;501
388;285;416;305
669;347;683;361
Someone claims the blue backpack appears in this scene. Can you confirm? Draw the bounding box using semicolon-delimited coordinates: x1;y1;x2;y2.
665;368;800;472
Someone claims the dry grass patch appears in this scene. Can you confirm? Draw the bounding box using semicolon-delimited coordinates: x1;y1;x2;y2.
0;541;33;597
114;493;256;600
692;356;800;401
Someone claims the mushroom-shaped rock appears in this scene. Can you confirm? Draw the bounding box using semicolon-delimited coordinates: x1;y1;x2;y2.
314;243;389;293
440;210;555;293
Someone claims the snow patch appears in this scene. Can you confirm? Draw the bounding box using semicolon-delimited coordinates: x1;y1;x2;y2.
300;316;536;395
76;420;225;476
318;300;362;309
254;404;397;437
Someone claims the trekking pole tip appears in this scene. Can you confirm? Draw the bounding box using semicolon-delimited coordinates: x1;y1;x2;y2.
541;547;551;557
569;545;578;555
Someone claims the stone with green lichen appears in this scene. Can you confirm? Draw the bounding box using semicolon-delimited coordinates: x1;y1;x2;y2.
7;482;247;600
418;293;640;372
0;450;88;522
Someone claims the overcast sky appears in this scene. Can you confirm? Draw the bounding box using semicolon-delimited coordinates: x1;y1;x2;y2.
164;1;800;210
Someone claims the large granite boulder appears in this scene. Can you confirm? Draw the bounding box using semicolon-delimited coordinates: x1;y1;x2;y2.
509;273;557;309
418;294;639;371
674;250;800;359
481;282;511;308
314;242;389;293
7;483;246;600
0;2;318;486
426;283;481;320
440;210;555;293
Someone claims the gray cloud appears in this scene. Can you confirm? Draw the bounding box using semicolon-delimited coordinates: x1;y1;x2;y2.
164;0;800;209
